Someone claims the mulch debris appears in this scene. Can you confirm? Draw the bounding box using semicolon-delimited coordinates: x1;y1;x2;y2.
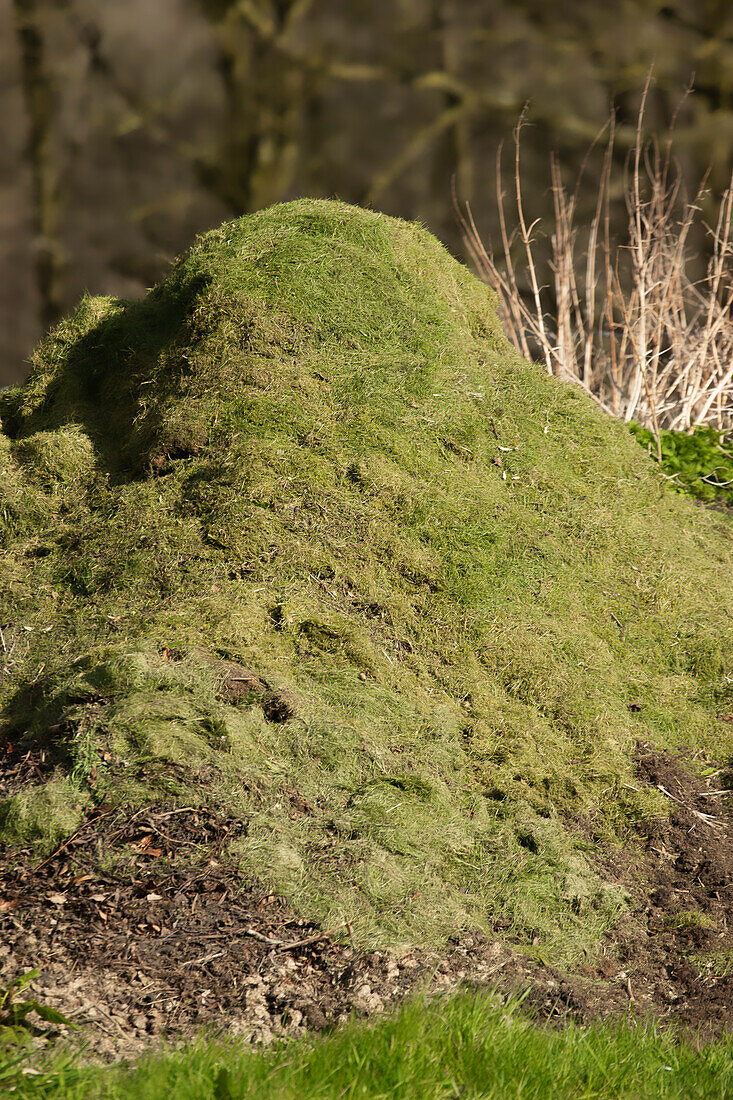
615;743;733;1031
0;741;731;1061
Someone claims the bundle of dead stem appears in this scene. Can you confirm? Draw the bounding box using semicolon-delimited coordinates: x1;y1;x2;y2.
457;80;733;444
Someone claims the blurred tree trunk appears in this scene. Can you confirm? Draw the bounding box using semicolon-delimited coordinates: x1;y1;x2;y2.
195;0;314;213
431;1;473;205
12;0;64;334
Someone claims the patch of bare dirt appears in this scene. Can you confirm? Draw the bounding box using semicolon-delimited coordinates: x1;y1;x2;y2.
0;741;731;1063
612;742;733;1032
0;740;57;799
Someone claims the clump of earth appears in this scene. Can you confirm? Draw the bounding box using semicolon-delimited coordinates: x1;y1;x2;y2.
0;200;731;1059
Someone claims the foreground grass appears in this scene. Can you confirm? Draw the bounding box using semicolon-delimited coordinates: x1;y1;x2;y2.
4;993;732;1100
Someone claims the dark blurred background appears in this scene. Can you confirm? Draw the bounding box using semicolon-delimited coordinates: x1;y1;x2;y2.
3;0;733;386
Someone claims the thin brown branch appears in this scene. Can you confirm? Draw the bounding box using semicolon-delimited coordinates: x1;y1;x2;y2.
456;78;733;437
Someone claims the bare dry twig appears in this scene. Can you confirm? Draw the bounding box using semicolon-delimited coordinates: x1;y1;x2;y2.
456;77;733;441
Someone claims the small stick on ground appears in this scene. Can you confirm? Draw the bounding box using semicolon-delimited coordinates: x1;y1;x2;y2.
181;950;224;968
279;922;349;951
243;921;349;951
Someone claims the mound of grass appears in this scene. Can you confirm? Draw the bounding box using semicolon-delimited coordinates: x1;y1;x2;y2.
1;199;732;962
4;991;732;1099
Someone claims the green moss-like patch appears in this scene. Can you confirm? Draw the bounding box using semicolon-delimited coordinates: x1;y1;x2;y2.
0;777;90;852
1;199;732;962
630;422;733;505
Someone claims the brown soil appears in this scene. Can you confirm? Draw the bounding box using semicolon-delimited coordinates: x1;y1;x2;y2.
615;742;733;1030
0;740;731;1062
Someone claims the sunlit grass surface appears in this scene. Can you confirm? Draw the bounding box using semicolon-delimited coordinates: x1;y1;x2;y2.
3;992;732;1099
1;200;732;965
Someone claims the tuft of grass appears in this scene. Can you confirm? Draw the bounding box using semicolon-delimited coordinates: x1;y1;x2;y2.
0;198;732;962
691;948;733;980
0;778;90;852
3;991;732;1099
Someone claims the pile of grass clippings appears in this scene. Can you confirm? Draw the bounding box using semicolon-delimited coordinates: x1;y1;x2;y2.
1;199;732;963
